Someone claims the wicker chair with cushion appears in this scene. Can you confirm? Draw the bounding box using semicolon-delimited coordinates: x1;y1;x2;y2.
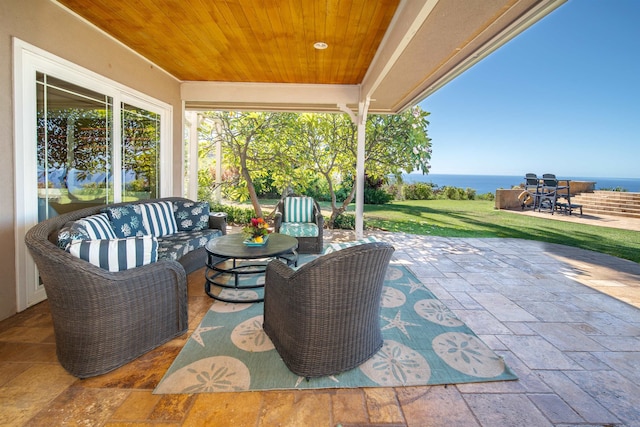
263;241;395;378
273;194;324;253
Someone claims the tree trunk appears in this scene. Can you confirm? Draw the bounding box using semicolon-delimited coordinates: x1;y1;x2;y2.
326;175;357;229
239;153;263;218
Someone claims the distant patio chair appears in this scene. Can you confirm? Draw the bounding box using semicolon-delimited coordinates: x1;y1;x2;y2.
519;173;541;209
538;173;567;214
274;194;323;253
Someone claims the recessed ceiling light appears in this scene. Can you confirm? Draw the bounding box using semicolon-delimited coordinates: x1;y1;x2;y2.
313;42;328;50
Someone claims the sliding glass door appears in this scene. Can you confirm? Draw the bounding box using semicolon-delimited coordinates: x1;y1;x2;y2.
36;75;162;219
15;40;173;310
37;73;114;219
121;104;160;201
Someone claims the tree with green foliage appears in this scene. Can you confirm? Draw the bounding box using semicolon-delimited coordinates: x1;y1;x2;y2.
197;107;431;226
293;106;432;226
199;111;300;218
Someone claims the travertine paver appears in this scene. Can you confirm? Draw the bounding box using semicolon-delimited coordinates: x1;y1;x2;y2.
364;232;640;426
3;227;640;426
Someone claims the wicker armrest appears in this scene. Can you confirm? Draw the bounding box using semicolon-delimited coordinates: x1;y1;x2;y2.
273;211;283;231
208;212;228;235
265;258;296;281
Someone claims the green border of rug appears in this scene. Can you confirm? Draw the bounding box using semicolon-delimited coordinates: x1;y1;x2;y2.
154;262;517;394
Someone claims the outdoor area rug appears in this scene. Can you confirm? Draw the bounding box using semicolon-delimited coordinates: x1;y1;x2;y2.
154;261;518;394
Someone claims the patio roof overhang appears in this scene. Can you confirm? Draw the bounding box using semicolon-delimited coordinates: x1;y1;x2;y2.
54;0;567;114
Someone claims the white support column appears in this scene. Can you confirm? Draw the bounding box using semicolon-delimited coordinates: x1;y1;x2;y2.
185;111;199;200
213;119;223;203
355;98;370;239
355;118;365;239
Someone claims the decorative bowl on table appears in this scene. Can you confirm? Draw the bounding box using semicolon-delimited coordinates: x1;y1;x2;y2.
243;234;269;246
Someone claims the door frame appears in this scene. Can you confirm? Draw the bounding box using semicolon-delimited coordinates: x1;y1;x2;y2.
13;38;173;311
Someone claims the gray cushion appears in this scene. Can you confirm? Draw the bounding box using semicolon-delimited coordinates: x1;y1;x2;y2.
157;229;222;261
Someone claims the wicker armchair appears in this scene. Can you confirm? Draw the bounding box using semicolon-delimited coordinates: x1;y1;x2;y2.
24;197;226;378
273;194;324;253
263;241;395;378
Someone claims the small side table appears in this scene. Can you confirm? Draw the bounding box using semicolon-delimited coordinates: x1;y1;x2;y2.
204;233;298;303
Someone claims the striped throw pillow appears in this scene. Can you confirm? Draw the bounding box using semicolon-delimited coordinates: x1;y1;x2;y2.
284;197;314;223
139;201;178;237
73;213;117;240
68;235;158;272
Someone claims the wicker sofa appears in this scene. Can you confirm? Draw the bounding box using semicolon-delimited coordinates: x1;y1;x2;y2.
24;197;227;378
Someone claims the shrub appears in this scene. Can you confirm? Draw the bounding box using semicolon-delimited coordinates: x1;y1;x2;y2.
403;183;434;200
384;183;403;200
477;192;495;201
305;178;332;202
465;188;476;200
332;213;356;230
442;186;466;200
364;187;394;204
599;186;628;192
210;203;256;225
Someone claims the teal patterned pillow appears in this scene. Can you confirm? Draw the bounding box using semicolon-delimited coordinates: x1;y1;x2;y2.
173;201;210;231
106;204;149;238
280;222;318;237
57;222;90;250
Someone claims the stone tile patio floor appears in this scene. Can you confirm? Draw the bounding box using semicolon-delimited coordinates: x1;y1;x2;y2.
1;227;639;426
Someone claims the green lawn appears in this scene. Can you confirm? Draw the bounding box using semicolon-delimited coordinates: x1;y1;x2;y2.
362;199;640;263
239;198;639;263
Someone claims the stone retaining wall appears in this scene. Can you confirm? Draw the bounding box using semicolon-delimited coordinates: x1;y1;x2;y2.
494;181;595;210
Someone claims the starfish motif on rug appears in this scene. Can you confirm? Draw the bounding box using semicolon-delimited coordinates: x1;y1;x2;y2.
381;310;421;338
191;325;224;347
398;277;430;294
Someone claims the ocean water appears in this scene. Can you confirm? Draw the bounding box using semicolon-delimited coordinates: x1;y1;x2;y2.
402;174;640;194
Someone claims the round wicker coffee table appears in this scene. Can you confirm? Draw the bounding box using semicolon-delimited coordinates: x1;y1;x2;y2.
204;233;298;303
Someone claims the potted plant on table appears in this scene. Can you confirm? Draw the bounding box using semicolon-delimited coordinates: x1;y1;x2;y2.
242;217;270;244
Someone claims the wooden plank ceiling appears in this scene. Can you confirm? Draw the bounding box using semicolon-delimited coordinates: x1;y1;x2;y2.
56;0;400;85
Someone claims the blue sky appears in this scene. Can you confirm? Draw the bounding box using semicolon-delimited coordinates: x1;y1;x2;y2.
419;0;640;179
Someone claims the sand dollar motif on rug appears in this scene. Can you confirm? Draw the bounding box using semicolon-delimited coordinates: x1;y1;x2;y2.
414;299;465;327
433;332;506;377
155;262;517;394
385;266;404;281
210;300;254;313
216;289;261;303
360;340;431;385
154;356;250;393
231;315;274;352
381;286;406;308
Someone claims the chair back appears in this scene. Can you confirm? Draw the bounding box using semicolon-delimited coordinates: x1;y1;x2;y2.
525;173;539;186
263;241;395;377
542;173;558;188
283;195;315;223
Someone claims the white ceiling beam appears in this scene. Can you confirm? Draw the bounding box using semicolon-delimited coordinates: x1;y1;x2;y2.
181;81;360;111
360;0;439;102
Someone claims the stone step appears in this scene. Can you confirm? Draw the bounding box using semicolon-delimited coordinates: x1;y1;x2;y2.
579;191;640;201
581;207;640;219
570;191;640;219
